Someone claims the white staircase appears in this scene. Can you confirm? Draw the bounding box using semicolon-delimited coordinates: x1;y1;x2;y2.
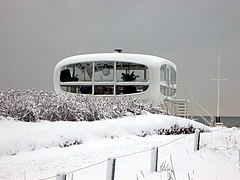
166;99;193;119
165;81;214;126
174;99;192;118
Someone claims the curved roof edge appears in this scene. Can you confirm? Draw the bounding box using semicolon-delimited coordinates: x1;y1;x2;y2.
56;52;176;68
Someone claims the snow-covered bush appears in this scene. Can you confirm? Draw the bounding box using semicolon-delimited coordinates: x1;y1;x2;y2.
0;89;168;122
137;124;196;137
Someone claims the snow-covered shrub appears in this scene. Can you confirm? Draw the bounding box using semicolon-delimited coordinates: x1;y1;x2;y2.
136;124;196;137
0;89;168;122
59;138;83;148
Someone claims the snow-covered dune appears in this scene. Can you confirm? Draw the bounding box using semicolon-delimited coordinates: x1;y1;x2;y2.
0;114;240;180
0;113;209;156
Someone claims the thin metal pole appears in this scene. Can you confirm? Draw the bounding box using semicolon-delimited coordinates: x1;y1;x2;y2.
106;158;116;180
210;50;228;124
216;50;220;120
238;149;240;167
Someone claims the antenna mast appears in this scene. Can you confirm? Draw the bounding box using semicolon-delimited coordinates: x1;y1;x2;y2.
216;50;220;121
210;50;228;124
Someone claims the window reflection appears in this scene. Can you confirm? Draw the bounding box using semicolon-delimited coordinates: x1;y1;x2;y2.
160;65;176;97
60;61;149;95
116;85;148;95
60;62;93;82
94;85;113;95
60;85;92;94
160;65;166;81
116;62;148;82
170;67;176;85
94;61;114;82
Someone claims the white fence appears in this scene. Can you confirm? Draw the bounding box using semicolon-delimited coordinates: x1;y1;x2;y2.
39;130;201;180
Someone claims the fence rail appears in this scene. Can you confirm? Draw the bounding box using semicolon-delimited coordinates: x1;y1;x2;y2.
39;130;201;180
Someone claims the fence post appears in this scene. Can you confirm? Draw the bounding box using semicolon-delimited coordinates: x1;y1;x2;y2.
194;129;201;151
106;158;116;180
56;172;66;180
238;149;240;167
151;147;158;172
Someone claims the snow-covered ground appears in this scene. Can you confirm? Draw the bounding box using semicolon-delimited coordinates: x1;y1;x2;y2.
0;114;240;180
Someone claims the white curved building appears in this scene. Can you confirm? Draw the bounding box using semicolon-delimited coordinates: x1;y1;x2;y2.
53;50;177;105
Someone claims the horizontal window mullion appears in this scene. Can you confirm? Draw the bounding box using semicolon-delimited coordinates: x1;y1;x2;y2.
94;82;114;85
60;82;92;86
116;82;149;86
60;82;150;86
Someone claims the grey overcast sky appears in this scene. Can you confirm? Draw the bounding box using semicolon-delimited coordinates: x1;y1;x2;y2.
0;0;239;116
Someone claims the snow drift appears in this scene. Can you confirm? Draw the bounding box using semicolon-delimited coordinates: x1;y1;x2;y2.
0;113;209;156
